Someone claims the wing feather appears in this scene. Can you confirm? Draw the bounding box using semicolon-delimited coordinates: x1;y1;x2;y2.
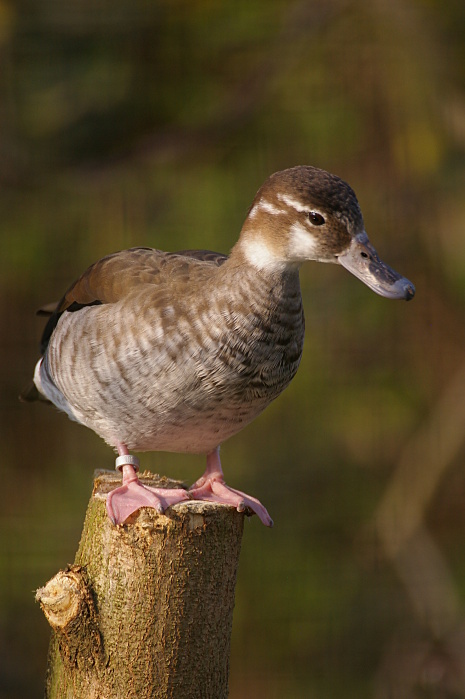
39;247;227;353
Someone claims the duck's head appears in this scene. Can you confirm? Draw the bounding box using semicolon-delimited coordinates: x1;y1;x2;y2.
238;166;415;301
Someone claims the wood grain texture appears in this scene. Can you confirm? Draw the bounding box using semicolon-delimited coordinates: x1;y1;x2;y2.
38;470;244;699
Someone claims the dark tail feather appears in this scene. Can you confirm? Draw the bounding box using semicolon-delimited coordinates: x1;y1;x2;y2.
19;381;51;404
36;302;58;317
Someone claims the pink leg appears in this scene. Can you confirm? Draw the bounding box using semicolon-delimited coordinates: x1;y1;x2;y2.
106;443;189;525
189;447;273;527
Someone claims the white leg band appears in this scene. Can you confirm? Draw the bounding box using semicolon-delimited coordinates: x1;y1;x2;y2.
115;455;140;472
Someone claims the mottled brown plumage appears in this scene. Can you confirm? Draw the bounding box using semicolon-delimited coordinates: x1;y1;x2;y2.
29;166;415;526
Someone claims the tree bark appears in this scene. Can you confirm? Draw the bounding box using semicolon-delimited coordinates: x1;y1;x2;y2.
36;469;245;699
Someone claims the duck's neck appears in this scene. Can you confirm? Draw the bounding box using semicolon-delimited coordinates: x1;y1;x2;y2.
220;236;303;324
230;223;301;277
215;237;305;397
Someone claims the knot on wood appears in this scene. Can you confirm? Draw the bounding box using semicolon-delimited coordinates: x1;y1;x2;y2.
36;566;87;629
36;565;104;673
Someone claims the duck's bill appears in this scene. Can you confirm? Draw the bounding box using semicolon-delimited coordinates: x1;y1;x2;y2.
337;233;415;301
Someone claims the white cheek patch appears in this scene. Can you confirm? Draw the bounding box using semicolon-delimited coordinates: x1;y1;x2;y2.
287;222;318;260
241;237;286;271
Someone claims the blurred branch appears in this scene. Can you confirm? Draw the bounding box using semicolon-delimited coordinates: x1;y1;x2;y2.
373;360;465;692
375;360;465;561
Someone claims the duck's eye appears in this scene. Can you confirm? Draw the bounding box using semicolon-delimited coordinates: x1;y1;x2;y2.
308;211;325;226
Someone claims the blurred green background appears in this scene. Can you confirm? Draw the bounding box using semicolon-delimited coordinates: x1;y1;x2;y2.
2;0;465;696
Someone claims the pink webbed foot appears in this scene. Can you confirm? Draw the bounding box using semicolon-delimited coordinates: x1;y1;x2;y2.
189;448;273;527
106;453;189;525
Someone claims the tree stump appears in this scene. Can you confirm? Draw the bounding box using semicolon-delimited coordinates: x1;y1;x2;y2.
36;470;245;699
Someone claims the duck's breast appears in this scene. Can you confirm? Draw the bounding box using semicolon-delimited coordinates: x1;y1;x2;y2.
40;265;305;453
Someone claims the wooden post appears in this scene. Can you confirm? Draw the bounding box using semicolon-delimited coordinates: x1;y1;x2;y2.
36;470;245;699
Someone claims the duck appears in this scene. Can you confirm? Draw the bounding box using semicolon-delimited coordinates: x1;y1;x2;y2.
26;166;415;527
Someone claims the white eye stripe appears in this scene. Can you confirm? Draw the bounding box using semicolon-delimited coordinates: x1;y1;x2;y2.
262;200;286;215
287;222;318;259
249;199;286;218
277;193;325;220
277;193;308;212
